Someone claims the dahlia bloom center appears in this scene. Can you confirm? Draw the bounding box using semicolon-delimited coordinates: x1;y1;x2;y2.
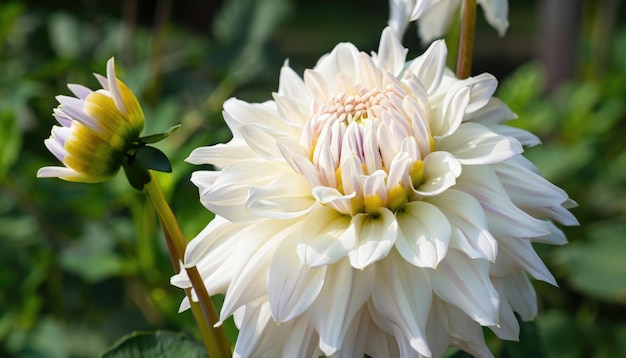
303;81;435;215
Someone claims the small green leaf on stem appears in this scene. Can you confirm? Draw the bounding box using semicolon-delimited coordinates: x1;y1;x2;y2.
134;146;172;173
139;124;182;144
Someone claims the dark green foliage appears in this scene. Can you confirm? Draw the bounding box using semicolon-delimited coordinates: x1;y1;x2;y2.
101;331;207;358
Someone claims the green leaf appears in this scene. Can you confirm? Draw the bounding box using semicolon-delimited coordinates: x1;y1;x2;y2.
133;146;172;173
139;124;182;144
122;161;151;191
101;331;207;358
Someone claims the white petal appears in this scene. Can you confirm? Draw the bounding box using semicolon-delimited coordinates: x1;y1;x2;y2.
387;0;412;36
503;272;538;320
333;307;368;358
459;73;499;115
232;302;274;357
268;232;326;322
296;206;354;267
489;124;541;147
426;189;498;261
424;299;452;358
37;166;86;180
490;277;520;340
220;223;298;321
105;57;127;114
310;261;374;356
406;39;447;94
415;151;462;196
273;93;308;129
430;250;500;326
358;52;384;89
363;170;388;199
455;165;552;238
55;96;101;133
497;235;557;285
340;155;365;198
277;60;309;105
44;136;67;162
376;26;408;76
467;97;517;125
279;315;319;357
417;0;461;43
364;319;400;358
304;69;331;106
192;160;289;222
246;173;316;219
315;43;359;88
312;186;357;214
396;201;451;268
182;218;279;296
437;122;523;165
431;86;469;138
185;143;257;167
532;221;568;246
348;209;398;269
371;255;433;356
478;0;509;36
67;83;92;99
444;302;494;358
493;159;578;225
238;125;285;160
224;98;289;132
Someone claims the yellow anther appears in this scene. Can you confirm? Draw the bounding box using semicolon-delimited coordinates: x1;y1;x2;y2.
364;194;385;215
335;167;343;193
410;160;425;187
387;185;408;211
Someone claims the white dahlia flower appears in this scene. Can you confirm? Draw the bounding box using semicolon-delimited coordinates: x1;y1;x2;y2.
172;27;577;357
388;0;509;43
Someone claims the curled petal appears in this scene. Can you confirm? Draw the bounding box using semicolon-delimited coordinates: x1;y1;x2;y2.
247;173;316;219
269;232;326;322
406;39;447;94
376;26;408;76
430;250;500;326
426;189;497;261
310;261;374;356
296;206;354;267
414;151;462;196
348;209;398;269
479;0;509;36
312;186;357;215
371;255;433;356
396;201;451;268
437;122;523;165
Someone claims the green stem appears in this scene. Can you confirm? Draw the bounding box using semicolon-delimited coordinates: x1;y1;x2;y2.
144;170;231;357
456;0;477;79
186;266;232;358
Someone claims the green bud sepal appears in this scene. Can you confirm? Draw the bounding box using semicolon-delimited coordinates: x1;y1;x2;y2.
122;124;180;190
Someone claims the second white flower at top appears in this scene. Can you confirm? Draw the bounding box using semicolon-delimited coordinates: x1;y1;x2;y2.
389;0;509;43
172;26;576;357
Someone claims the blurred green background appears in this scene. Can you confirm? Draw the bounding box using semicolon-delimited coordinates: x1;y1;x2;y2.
1;0;625;357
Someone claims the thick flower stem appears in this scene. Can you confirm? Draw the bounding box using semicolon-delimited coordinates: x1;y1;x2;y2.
144;171;231;357
186;266;232;358
456;0;477;79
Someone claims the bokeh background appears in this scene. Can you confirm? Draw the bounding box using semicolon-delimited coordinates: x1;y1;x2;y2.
1;0;625;357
